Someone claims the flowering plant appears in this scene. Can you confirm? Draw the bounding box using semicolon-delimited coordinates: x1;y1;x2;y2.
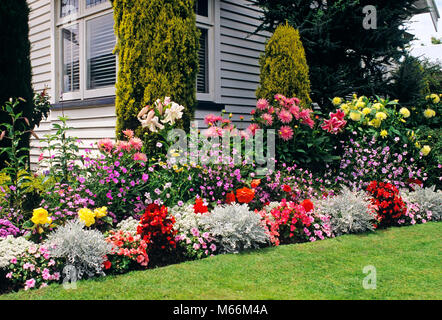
3;244;62;291
0;219;20;238
105;230;149;274
137;204;178;266
263;198;332;244
249;94;338;169
366;181;407;228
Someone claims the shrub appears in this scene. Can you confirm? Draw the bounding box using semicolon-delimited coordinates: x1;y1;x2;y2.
366;181;407;228
0;0;34;170
137;204;178;266
112;0;199;135
256;23;312;107
45;220;113;279
199;203;269;254
316;187;378;236
402;186;442;221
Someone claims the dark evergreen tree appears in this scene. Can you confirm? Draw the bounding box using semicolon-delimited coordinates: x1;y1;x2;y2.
252;0;426;112
0;0;34;169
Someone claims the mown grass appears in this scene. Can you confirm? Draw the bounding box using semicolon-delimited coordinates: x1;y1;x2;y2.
1;222;441;300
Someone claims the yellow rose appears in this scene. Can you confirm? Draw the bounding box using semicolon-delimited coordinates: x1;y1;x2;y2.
420;145;431;156
94;207;108;219
423;108;436;118
31;208;52;225
375;112;387;120
399;107;410;118
380;130;388;138
332;97;342;106
78;208;95;227
356;101;365;109
349;111;361;121
340;104;350;114
373;103;382;110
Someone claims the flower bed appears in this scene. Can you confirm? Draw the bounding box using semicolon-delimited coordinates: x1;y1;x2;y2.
0;94;441;294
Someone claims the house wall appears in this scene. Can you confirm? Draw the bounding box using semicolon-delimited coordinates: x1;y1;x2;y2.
27;0;270;167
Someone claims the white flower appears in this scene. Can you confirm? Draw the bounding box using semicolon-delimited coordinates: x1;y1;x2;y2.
162;102;185;125
139;110;165;133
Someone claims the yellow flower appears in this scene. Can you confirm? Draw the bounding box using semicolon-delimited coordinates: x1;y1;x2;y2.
369;118;381;128
420;145;431;156
399;107;410;118
362;107;372;115
423;108;436;118
375;112;387;120
94;207;108;219
356;101;365;109
349;111;361;121
78;208;95;227
415;141;421;149
380;130;388;138
429;93;440;104
340;103;350;115
373;103;382;110
31;208;52;225
332;97;342;106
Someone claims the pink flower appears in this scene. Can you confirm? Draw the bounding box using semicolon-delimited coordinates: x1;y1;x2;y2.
133;152;147;162
97;138;114;153
25;278;36;290
116;140;131;152
278;126;294;141
129;137;143;151
6;272;12;279
10;257;17;264
262;113;273;126
247;123;260;136
38;153;44;162
256;98;269;111
204;114;222;126
210;244;217;251
289;105;300;119
193;243;201;250
122;129;134;139
302;117;315;129
278;109;293;124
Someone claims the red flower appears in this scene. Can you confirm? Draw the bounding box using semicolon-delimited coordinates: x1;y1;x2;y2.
251;179;261;188
103;260;112;270
225;191;236;204
194;198;208;214
301;199;314;213
282;184;292;193
236;187;255;204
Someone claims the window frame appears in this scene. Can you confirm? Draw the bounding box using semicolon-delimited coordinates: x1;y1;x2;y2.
196;0;216;102
55;0;116;102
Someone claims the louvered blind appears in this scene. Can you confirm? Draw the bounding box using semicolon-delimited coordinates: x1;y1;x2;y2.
197;28;208;94
62;24;80;93
86;0;107;8
86;13;116;90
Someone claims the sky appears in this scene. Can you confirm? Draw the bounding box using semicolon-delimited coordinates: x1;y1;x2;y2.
407;0;442;62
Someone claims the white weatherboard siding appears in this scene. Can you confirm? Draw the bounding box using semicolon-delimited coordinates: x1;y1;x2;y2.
27;0;269;167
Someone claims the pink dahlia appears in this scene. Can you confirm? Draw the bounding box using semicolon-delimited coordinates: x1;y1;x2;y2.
247;123;260;136
278;109;293;124
133;152;147;162
262;113;273;126
129;137;143;151
98;138;114;153
256;98;269;111
278;126;294;141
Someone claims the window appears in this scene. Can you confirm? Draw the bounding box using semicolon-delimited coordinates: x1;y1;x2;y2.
195;0;215;101
57;0;115;101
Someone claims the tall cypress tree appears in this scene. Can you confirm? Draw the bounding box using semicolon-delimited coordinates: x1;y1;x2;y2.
252;0;426;112
112;0;199;137
0;0;34;170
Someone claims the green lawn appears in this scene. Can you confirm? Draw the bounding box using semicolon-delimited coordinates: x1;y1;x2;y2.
2;222;441;300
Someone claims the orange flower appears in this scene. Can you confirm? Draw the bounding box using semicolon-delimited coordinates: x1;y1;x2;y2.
251;179;261;188
236;187;255;204
226;191;236;204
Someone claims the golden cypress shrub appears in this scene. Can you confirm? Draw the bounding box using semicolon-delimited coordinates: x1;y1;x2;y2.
112;0;199;136
256;23;312;107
